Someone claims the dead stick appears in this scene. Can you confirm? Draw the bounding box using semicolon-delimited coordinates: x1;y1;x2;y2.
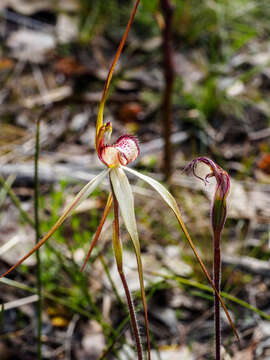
160;0;175;180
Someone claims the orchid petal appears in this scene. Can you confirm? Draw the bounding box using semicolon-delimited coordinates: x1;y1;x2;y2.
124;166;239;341
0;169;109;278
109;166;151;358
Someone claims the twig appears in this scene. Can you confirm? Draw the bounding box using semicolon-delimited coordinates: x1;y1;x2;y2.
2;295;39;311
64;314;80;360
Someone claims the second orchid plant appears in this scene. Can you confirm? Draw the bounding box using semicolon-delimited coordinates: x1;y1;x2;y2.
0;1;238;359
185;158;231;360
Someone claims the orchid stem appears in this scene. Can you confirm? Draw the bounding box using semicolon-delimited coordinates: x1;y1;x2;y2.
34;117;42;360
112;190;143;360
119;270;143;360
214;231;221;360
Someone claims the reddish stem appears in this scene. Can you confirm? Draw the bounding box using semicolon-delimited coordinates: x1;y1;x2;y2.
214;231;221;360
160;0;175;180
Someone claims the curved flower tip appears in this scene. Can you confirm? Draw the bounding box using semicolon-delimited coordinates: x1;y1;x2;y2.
184;157;230;234
98;125;140;167
184;157;230;196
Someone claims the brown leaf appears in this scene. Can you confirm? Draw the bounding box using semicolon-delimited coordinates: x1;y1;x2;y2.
258;153;270;174
54;57;89;76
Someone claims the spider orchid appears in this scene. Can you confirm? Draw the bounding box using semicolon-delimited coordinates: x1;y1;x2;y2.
184;157;231;360
0;1;238;359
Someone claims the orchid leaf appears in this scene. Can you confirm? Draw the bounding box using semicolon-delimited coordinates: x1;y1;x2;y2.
0;169;109;278
124;166;239;341
110;167;151;358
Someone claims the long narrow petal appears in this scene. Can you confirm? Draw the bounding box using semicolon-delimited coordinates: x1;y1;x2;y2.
124;166;239;341
0;169;109;278
110;167;151;359
80;192;113;272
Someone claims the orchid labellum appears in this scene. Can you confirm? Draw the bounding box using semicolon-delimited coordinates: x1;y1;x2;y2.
0;1;238;359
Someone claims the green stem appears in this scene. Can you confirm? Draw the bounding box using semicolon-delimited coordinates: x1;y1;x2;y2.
34;118;42;360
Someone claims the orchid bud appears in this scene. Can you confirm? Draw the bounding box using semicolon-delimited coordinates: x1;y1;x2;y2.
184;157;230;236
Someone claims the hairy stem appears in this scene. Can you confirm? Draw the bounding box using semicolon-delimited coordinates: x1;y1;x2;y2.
160;0;175;180
34;118;42;360
112;191;143;360
214;231;221;360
